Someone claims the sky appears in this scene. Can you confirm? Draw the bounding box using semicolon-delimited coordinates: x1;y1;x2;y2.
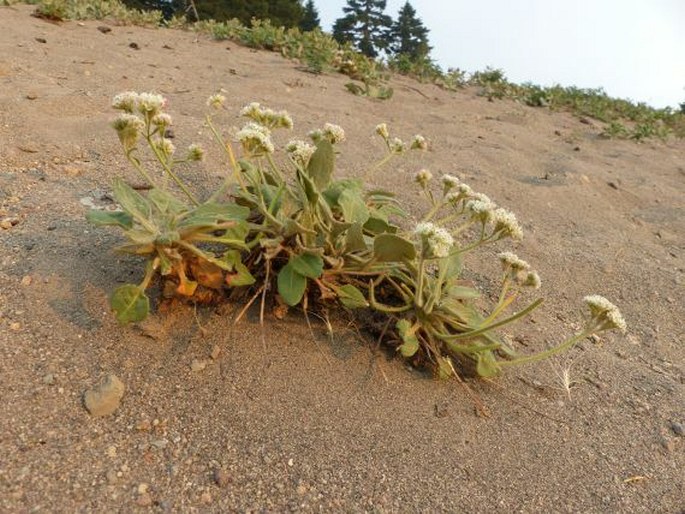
317;0;685;109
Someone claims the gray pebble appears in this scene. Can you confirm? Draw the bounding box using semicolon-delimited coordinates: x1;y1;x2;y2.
670;421;684;437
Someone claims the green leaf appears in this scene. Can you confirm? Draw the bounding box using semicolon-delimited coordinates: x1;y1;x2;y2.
110;284;149;324
277;263;307;306
322;178;364;207
396;319;420;357
364;216;398;235
86;209;133;229
445;285;481;300
289;253;323;279
178;202;249;228
306;139;335;190
345;222;367;252
223;250;256;287
333;284;368;309
147;188;187;215
436;356;454;379
476;352;501;377
112;178;151;221
373;233;417;262
441;253;463;282
296;169;319;206
338;188;370;224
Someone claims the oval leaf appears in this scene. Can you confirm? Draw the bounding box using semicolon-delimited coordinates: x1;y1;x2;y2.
374;233;417;262
476;352;501;378
396;319;419;357
111;284;149;324
338;188;370;224
289;253;323;279
306;139;335;190
277;263;307;306
86;209;132;229
334;284;369;309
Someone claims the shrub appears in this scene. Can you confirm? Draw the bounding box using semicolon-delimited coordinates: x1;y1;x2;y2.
88;92;627;379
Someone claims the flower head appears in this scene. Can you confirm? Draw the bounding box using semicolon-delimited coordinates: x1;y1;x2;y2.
465;199;496;223
322;123;345;144
410;134;428;150
522;271;541;289
415;169;433;187
389;137;405;153
492;208;523;240
187;143;204;161
155;138;175;158
240;102;293;130
152;113;172;128
207;93;226;109
375;123;389;139
583;295;627;332
415;222;454;258
498;251;530;272
137;93;166;116
237;122;274;155
112;113;144;150
285;139;316;167
112;91;139;113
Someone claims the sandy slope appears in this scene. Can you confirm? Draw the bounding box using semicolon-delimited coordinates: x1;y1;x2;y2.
1;5;683;512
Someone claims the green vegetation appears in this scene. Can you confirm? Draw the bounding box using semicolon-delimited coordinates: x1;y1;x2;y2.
89;92;626;380
18;0;682;140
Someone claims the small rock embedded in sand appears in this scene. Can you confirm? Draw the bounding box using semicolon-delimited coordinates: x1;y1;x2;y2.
190;359;206;372
670;421;684;437
210;345;221;360
213;468;232;487
20;275;32;286
43;373;55;385
83;374;125;417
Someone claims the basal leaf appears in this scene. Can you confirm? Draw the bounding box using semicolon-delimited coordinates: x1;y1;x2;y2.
289;253;324;279
86;209;133;229
296;169;319;206
373;233;417;262
178;202;250;228
147;188;187;215
345;222;367;252
333;284;368;309
277;262;307;306
436;356;454;379
110;284;149;324
306;139;335;190
440;253;463;282
112;178;151;221
364;216;398;235
445;285;481;300
338;188;370;224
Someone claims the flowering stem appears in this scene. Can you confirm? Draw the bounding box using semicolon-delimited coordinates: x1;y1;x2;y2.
415;255;426;308
498;330;592;368
146;135;199;206
125;151;159;189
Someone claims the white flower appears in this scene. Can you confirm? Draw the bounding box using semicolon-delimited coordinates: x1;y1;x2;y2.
522;271;541;289
285;139;316;166
236;122;274;154
457;184;472;195
156;138;175;156
415;169;433;187
112;113;144;149
322;123;345;144
492;208;523;240
497;251;530;272
187;143;204;161
241;102;293;130
152;113;172;127
415;222;454;258
410;134;428;150
137;93;166;115
465;199;496;223
442;174;460;189
207;93;226;109
389;137;405;153
583;295;627;332
112;91;139;113
375;123;389;139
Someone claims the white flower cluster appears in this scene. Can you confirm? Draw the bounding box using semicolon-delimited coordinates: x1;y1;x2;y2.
186;143;204;162
112;91;167;117
285;139;316;166
415;222;454;258
237;122;274;155
111;113;145;149
240;102;293;130
207;93;226;109
415;168;433;187
442;174;460;189
309;123;346;144
152;113;172;128
375;123;389;139
154;138;175;157
410;134;428;150
389;137;405;153
583;295;627;332
498;252;540;288
464;191;522;240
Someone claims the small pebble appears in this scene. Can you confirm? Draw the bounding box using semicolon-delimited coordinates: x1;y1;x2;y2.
137;483;149;494
210;345;221;360
10;322;21;331
670;421;684;437
136;493;153;507
190;359;206;372
213;468;232;487
200;491;212;504
43;373;55;385
20;275;32;286
83;374;125;417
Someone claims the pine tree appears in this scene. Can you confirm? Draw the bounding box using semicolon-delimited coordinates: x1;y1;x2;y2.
332;0;392;58
389;1;431;59
299;0;320;31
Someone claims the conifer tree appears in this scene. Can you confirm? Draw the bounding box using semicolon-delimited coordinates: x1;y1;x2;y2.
332;0;392;58
389;1;431;59
299;0;321;31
